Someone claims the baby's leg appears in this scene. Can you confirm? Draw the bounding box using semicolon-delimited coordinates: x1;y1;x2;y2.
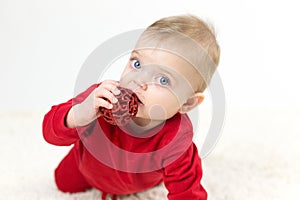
54;147;92;193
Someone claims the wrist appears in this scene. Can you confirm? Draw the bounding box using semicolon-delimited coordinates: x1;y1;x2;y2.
65;106;77;128
66;104;95;128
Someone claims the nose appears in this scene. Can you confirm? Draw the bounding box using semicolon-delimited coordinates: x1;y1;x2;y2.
134;80;148;90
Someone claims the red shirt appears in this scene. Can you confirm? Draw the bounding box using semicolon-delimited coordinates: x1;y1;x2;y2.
42;84;207;200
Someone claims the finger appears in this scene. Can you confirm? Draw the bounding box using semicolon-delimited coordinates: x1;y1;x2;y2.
95;97;113;109
95;88;118;104
101;80;120;87
98;83;120;96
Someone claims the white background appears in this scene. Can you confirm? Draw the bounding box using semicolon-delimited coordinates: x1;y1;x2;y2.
0;0;299;111
1;2;300;198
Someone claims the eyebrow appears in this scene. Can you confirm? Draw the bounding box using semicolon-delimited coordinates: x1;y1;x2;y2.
156;66;177;83
131;50;142;57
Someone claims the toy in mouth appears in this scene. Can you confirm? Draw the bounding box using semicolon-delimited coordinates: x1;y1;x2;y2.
99;87;139;126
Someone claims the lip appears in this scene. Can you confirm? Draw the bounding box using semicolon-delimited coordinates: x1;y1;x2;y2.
138;98;144;105
134;93;144;105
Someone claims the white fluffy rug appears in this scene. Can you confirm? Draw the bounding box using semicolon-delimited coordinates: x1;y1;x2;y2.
1;107;300;200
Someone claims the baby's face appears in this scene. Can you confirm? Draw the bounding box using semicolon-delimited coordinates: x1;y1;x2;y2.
120;49;199;122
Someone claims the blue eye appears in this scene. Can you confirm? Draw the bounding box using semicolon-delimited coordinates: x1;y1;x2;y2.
131;59;141;69
159;76;169;85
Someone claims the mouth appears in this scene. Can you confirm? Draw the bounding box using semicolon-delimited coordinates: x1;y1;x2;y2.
135;94;144;105
137;97;143;105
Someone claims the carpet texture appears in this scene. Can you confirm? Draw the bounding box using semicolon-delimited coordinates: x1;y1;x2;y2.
1;107;299;200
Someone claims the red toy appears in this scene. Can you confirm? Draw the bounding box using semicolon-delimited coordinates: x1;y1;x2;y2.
99;87;139;126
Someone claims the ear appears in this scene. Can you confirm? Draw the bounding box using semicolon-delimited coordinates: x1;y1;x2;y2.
179;93;205;114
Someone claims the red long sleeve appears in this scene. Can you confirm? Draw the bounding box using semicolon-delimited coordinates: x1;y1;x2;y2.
42;84;99;146
163;143;207;200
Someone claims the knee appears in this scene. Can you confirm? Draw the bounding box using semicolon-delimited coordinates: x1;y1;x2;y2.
54;165;92;193
54;167;74;193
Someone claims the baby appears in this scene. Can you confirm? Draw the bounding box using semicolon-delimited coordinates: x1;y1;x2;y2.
43;14;220;200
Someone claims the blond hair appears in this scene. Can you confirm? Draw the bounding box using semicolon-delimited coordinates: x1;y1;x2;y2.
138;15;220;92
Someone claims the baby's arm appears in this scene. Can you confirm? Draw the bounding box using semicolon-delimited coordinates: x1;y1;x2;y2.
66;80;119;128
42;80;119;146
163;143;207;200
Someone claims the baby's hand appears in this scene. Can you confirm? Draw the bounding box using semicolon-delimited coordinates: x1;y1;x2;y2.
66;80;120;128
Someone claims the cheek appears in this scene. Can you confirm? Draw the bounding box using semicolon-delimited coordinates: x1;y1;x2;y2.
149;89;180;111
164;99;181;117
158;86;179;100
138;88;181;120
145;102;179;120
